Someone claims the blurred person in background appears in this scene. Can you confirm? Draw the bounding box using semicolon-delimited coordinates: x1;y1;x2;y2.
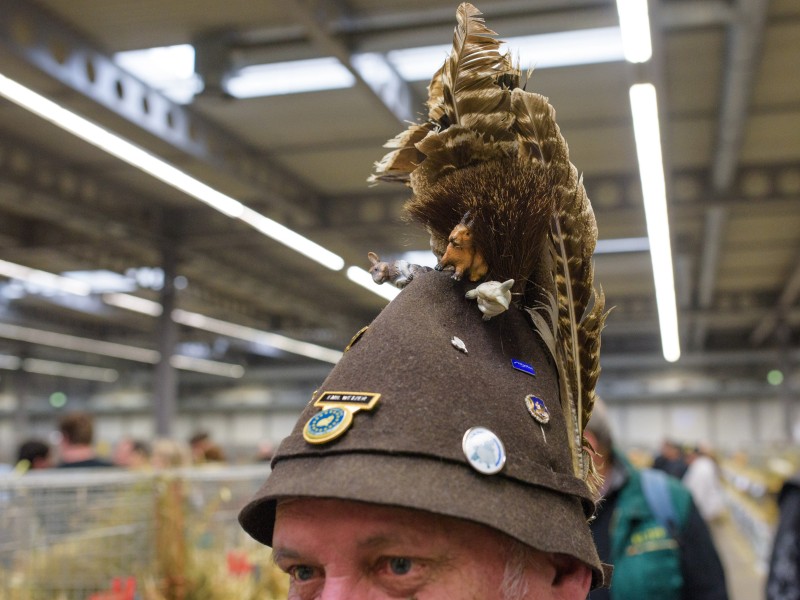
188;430;213;464
653;439;689;479
201;443;226;463
16;438;52;471
683;444;728;532
56;412;113;468
585;401;728;600
766;473;800;600
150;438;191;469
254;440;274;463
113;437;151;469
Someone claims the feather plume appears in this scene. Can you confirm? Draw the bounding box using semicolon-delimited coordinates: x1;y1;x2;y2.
370;2;610;498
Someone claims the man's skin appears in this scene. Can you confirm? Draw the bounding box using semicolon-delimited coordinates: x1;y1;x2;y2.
272;497;592;600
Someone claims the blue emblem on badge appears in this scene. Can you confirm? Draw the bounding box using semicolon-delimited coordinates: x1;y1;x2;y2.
303;406;353;444
511;359;536;376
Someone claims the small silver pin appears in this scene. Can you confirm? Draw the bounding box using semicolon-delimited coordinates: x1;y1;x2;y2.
451;336;468;354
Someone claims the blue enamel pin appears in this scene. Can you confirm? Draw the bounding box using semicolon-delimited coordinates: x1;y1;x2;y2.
511;359;536;376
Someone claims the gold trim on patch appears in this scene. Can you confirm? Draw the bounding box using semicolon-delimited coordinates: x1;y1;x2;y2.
302;391;381;445
314;391;381;411
344;326;369;352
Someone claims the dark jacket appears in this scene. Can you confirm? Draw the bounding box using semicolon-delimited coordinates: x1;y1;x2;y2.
590;451;728;600
767;476;800;600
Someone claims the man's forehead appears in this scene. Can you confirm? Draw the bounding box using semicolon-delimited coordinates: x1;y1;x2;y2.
275;497;492;543
279;497;442;525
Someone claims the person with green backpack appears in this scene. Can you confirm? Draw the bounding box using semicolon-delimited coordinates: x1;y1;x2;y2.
585;401;728;600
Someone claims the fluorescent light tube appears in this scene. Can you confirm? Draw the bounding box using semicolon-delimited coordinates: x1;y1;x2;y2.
239;207;345;271
114;44;201;104
226;57;356;98
0;321;244;377
595;237;650;254
0;74;243;218
506;27;625;69
172;309;343;364
0;322;161;363
22;357;119;382
169;355;244;378
0;354;22;370
0;73;344;272
0;259;92;296
616;0;653;63
103;293;341;364
103;293;163;316
346;266;400;302
629;83;680;362
388;27;624;82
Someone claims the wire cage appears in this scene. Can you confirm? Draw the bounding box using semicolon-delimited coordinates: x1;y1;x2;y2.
0;465;288;600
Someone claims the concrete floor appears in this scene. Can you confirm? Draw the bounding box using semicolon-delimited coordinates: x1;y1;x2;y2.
716;517;767;600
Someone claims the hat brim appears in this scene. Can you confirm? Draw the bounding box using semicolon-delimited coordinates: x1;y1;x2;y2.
239;451;606;588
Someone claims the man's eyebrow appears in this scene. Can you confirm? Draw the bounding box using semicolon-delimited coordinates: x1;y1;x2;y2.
358;535;410;550
358;534;418;551
272;547;303;563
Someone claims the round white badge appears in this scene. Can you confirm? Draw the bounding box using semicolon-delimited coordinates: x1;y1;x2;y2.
462;426;506;475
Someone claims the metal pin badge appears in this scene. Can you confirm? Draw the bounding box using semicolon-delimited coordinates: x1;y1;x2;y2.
344;325;368;352
524;395;550;424
462;426;506;475
511;359;536;376
303;391;381;445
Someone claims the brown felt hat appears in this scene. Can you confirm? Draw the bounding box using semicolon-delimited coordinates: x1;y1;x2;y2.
240;271;606;584
239;1;610;589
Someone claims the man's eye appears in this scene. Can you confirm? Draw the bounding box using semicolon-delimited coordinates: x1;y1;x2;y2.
289;565;317;581
388;557;413;575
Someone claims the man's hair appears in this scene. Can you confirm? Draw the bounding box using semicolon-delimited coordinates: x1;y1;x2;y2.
585;399;614;456
17;439;50;464
501;538;534;599
131;439;150;456
58;412;94;445
501;539;568;600
189;431;210;446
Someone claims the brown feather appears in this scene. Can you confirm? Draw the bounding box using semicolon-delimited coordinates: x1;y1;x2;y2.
430;3;517;140
369;123;435;184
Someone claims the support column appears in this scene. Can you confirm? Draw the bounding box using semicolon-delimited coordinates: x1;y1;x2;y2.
776;320;794;442
12;370;30;449
153;243;179;437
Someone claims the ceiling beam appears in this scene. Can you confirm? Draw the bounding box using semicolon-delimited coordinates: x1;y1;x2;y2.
658;0;734;29
690;206;727;350
286;0;420;125
710;0;770;193
750;256;800;346
329;164;800;223
0;135;357;334
601;346;800;371
0;0;327;224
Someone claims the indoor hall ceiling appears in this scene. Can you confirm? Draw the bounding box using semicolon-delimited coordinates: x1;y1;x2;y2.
0;0;798;408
